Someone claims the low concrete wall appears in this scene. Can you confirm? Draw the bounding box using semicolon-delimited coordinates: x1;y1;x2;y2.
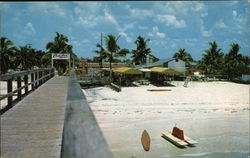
61;70;113;158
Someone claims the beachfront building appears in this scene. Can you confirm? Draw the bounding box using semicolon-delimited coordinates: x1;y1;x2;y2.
150;67;179;85
135;58;187;78
113;67;142;86
167;59;186;76
78;59;127;76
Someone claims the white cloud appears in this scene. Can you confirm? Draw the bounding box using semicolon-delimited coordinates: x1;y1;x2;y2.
129;8;153;19
215;20;227;29
192;3;204;12
117;23;135;35
23;22;36;35
154;1;205;15
74;2;103;27
29;2;66;17
71;39;90;48
157;15;186;28
156;32;166;38
119;32;132;43
74;2;101;14
104;8;119;27
232;10;237;17
75;6;121;29
231;10;247;34
148;26;166;38
153;26;159;32
200;20;211;37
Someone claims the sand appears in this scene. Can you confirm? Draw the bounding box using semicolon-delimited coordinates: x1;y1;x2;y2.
0;80;32;109
83;81;249;158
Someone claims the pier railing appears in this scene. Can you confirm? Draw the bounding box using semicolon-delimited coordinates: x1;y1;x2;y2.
0;68;55;114
61;70;113;158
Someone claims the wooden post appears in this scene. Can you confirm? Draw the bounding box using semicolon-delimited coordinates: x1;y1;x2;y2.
17;76;22;100
31;73;34;90
46;70;49;81
39;71;42;86
35;71;38;88
24;75;28;95
7;79;13;107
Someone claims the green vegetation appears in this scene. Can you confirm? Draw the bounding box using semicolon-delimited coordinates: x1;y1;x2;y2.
173;48;194;67
93;43;108;68
223;43;249;80
198;41;224;75
105;34;130;82
43;32;78;74
131;36;152;65
1;33;248;82
198;41;249;80
0;37;16;74
0;32;78;75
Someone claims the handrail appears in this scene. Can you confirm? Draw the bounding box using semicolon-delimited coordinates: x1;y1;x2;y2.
0;68;55;115
0;68;53;80
61;70;113;158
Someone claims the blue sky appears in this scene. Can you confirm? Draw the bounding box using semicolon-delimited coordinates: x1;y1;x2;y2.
1;1;249;60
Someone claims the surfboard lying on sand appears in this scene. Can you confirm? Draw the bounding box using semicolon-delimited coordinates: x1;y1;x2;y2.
147;89;172;91
162;131;198;147
141;130;150;151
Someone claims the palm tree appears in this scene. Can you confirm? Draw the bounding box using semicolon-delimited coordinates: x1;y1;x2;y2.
0;37;16;74
131;36;151;65
104;34;129;82
223;43;247;80
198;41;224;75
33;49;46;68
93;43;108;68
43;32;78;74
173;48;194;67
14;45;35;70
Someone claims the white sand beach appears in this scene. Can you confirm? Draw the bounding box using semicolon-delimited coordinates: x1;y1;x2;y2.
0;80;32;109
83;81;249;158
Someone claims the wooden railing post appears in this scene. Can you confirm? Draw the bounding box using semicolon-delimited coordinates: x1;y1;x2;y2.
24;75;28;95
35;71;38;88
7;79;13;107
39;71;42;86
17;76;22;100
46;70;48;80
31;73;34;90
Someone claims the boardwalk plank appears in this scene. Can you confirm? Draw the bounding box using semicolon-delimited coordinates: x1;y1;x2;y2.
1;76;68;158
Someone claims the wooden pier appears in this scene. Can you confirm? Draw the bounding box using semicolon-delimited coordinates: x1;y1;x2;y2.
0;70;113;158
1;76;68;158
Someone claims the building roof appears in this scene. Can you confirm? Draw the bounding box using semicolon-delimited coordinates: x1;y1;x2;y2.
150;67;179;74
139;68;151;72
113;67;142;75
134;58;185;69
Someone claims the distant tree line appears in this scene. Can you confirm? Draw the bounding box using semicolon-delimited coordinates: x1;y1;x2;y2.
0;32;78;75
172;41;249;80
93;34;249;81
1;32;248;81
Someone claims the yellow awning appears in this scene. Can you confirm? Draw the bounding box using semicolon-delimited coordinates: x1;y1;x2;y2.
114;67;142;75
150;67;179;74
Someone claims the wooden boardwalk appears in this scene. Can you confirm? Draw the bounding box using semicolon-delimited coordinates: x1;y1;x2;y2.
1;76;69;158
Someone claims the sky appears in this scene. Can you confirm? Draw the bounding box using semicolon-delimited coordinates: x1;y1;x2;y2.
0;1;249;61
